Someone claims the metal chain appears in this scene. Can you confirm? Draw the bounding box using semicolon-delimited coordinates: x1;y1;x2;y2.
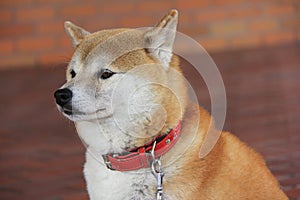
151;141;165;200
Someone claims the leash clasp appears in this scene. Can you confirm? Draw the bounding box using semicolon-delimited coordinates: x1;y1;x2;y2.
151;141;164;200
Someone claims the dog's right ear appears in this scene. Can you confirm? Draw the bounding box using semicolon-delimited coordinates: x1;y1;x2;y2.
144;9;178;70
64;21;90;48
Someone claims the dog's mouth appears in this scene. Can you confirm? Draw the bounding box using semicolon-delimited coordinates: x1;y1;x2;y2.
58;103;107;116
60;106;112;121
62;106;73;115
62;106;106;116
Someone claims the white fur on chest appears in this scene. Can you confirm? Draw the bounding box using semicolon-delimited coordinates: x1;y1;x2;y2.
75;121;165;200
75;116;184;200
84;152;157;200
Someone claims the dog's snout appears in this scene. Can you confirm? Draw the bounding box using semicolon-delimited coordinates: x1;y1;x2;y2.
54;88;73;107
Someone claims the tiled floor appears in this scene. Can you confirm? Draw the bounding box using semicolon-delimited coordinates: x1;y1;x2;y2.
0;44;299;199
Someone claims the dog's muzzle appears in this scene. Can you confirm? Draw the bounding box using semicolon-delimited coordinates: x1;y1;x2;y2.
54;88;73;115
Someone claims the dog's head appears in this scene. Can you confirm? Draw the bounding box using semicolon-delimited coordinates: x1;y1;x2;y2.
54;10;188;152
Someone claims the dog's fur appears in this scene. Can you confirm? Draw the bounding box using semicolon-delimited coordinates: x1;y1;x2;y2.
55;10;287;200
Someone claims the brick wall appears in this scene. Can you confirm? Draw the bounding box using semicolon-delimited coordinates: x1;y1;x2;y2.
0;0;299;69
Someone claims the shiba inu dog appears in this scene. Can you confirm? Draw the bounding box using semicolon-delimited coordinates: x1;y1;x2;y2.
54;9;287;200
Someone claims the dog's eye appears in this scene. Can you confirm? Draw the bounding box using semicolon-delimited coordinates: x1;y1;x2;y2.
100;69;115;79
70;70;76;78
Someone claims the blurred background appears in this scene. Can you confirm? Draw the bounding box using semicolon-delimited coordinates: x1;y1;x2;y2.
0;0;299;199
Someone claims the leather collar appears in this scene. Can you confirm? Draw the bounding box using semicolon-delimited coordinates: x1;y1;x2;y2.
102;122;181;171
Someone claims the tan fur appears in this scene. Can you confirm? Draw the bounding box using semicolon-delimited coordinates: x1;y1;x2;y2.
163;105;287;199
78;29;129;61
62;10;287;199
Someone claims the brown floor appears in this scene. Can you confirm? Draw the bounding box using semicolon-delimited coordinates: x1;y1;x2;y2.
0;44;300;200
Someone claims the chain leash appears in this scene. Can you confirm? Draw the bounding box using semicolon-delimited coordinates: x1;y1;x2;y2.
151;141;164;200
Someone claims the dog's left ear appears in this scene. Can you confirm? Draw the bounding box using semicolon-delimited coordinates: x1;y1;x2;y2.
64;21;90;48
144;9;178;70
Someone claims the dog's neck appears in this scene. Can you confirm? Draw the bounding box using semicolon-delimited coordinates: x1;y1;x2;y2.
75;114;181;156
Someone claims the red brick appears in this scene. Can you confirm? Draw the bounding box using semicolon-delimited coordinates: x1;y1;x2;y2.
181;26;209;36
0;0;32;6
196;10;228;23
137;1;173;13
264;5;294;16
177;12;194;24
282;18;300;29
0;24;34;38
16;6;54;22
214;0;244;6
0;54;35;69
120;17;153;28
230;7;260;18
0;1;298;69
100;4;134;14
231;36;261;49
17;37;56;52
61;5;97;17
84;18;118;31
198;38;227;52
264;32;295;45
0;40;13;55
38;50;72;66
211;21;246;36
37;22;63;34
61;36;73;49
0;10;12;23
249;19;278;33
296;4;300;13
177;0;210;9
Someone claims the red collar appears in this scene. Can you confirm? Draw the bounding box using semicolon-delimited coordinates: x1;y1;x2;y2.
102;122;181;171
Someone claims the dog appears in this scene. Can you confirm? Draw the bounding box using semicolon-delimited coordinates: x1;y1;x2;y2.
54;9;287;200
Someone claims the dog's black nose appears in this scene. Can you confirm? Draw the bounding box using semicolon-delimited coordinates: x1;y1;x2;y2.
54;88;73;107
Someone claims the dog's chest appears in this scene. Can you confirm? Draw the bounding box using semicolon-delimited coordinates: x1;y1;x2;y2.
84;153;160;200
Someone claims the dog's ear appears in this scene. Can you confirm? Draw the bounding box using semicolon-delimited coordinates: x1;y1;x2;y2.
144;9;178;70
64;21;90;48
